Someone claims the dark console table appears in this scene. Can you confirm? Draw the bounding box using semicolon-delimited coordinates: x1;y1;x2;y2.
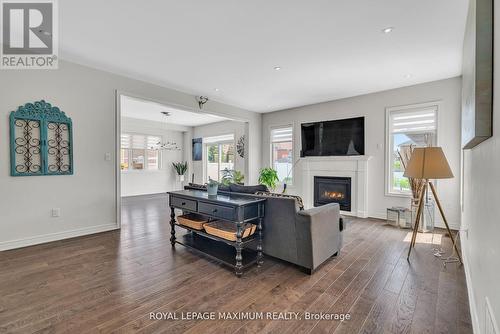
167;190;266;277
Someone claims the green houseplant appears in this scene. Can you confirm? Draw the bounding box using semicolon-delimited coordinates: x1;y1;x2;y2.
221;168;245;186
258;167;279;191
172;161;188;182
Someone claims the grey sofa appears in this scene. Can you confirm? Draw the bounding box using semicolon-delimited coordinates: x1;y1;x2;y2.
250;193;342;273
184;184;343;273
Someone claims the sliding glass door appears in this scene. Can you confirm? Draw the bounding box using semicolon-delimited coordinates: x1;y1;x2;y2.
206;140;235;182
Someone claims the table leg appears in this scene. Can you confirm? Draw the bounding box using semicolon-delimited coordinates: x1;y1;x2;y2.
235;222;243;277
257;217;263;267
170;207;176;246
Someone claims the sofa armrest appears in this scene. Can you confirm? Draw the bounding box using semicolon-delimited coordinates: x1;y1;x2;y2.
295;203;341;270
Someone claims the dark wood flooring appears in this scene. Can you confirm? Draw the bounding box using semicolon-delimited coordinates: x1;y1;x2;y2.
0;194;473;333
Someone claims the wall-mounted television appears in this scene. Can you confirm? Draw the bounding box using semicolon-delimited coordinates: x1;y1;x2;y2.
301;117;365;157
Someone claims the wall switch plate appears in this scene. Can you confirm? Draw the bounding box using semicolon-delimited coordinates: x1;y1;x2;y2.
51;208;61;217
105;153;111;161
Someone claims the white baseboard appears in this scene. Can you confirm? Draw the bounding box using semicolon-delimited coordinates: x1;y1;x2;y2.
369;212;387;220
0;223;119;251
121;192;167;198
340;210;381;219
461;229;481;334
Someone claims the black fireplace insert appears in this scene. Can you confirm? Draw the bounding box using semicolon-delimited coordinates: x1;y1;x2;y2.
314;176;352;211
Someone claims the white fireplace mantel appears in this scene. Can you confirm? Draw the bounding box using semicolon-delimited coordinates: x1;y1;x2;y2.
301;155;372;218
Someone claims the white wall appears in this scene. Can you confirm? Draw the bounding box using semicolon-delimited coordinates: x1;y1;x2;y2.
191;120;247;184
121;117;185;197
0;60;260;251
461;2;500;332
262;77;462;229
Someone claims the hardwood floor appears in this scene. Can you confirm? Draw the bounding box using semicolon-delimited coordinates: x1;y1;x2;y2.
0;194;473;333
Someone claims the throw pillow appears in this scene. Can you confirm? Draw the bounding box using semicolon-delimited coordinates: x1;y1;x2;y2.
188;183;207;190
255;191;305;211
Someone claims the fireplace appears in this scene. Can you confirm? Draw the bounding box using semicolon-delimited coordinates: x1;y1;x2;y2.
314;176;352;211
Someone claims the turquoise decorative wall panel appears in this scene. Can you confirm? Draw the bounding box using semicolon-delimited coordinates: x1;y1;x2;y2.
10;100;73;176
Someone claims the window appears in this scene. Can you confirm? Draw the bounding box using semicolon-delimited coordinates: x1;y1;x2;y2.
386;105;437;195
205;134;235;182
121;133;161;171
271;126;293;184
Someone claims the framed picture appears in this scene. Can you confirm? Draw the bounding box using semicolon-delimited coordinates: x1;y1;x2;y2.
462;0;493;149
192;138;202;161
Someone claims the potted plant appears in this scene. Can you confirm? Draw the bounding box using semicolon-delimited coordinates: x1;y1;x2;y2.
172;161;188;182
221;168;245;186
207;178;219;196
258;167;279;191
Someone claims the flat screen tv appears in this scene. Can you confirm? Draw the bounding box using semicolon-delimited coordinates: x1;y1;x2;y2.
301;117;365;157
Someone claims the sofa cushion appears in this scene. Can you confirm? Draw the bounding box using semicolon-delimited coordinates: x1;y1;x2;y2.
218;184;231;192
229;184;269;194
255;191;305;211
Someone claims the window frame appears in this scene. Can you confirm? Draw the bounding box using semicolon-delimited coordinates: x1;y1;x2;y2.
270;125;294;185
120;132;162;172
203;133;235;182
385;102;440;197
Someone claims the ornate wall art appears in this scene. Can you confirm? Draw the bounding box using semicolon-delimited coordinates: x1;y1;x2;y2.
10;100;73;176
236;135;245;158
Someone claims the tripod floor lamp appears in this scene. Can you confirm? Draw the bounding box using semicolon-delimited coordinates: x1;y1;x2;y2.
404;147;462;264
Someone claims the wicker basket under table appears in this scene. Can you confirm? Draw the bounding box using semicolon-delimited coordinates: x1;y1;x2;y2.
204;220;257;241
177;213;209;230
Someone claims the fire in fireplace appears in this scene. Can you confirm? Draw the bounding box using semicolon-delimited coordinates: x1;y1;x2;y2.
323;191;345;200
314;176;352;211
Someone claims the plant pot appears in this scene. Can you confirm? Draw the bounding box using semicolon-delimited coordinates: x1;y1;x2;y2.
207;183;218;196
178;175;185;182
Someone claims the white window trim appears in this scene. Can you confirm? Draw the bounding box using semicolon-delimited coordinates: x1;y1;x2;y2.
269;124;294;186
384;101;441;197
203;133;235;183
120;132;163;172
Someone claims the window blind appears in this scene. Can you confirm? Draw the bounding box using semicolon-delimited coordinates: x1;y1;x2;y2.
204;134;234;144
121;133;161;149
271;127;293;143
389;107;437;134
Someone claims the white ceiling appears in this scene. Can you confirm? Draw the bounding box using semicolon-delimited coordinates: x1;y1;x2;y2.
120;95;229;126
60;0;468;113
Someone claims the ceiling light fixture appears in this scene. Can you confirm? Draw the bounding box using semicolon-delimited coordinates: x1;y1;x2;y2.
214;88;220;92
382;27;394;34
405;74;412;78
151;112;180;151
274;66;281;71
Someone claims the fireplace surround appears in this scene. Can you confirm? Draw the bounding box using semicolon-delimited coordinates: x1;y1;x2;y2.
314;176;352;211
301;156;371;217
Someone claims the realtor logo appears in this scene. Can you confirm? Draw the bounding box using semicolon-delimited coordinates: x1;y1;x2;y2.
1;0;58;69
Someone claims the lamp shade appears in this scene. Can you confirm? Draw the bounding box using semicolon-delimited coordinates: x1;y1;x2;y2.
403;147;453;179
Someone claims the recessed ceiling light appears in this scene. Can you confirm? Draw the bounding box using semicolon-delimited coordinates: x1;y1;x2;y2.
274;66;281;71
382;27;394;34
214;88;220;92
404;74;412;78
